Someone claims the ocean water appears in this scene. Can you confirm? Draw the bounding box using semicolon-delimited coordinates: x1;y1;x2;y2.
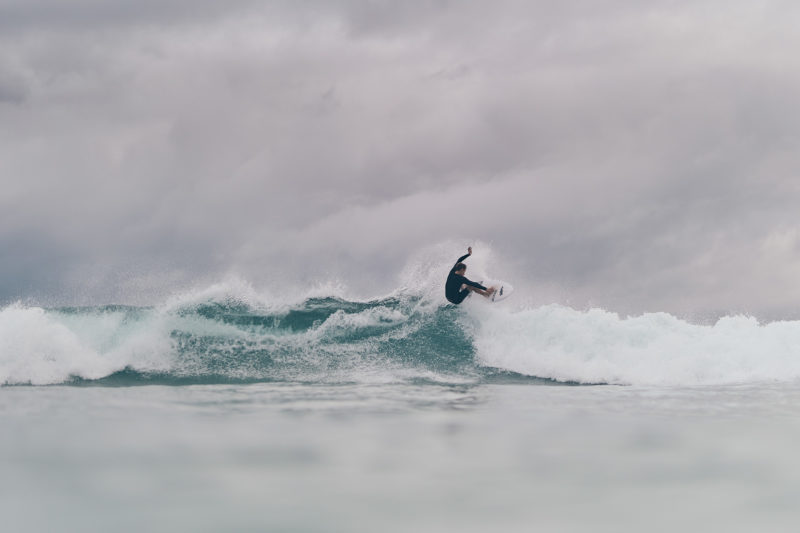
3;284;800;532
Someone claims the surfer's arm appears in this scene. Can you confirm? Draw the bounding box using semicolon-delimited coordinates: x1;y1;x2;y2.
450;252;471;273
463;282;495;298
463;279;487;291
457;247;473;265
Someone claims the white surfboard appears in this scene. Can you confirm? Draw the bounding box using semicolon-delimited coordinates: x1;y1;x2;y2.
476;280;514;302
489;281;513;302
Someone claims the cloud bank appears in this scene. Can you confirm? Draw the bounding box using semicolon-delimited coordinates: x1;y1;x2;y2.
2;0;800;317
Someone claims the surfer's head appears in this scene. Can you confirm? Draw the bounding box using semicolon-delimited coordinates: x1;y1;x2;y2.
454;263;466;275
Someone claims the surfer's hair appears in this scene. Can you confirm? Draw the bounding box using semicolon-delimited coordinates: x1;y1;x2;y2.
454;263;467;272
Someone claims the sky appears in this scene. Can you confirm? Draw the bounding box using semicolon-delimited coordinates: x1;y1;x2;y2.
2;0;800;318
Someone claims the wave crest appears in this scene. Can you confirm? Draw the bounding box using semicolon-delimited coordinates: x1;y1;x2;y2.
4;285;800;386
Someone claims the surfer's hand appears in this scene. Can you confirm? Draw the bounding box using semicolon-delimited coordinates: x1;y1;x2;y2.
467;246;472;255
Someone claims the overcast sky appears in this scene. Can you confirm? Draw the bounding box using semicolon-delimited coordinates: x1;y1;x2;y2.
2;0;800;317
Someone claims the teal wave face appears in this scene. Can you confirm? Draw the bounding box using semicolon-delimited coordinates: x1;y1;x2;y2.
162;297;480;384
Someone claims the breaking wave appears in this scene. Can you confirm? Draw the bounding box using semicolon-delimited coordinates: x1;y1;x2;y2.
3;281;800;387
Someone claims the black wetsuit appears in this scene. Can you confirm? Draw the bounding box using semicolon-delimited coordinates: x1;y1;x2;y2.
445;253;487;304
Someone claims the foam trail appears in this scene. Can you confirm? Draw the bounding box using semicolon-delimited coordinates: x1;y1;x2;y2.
468;303;800;386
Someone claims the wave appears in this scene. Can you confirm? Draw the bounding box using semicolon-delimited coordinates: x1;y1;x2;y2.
3;281;800;386
0;287;480;386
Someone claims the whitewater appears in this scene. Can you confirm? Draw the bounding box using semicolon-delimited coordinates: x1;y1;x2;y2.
3;280;800;387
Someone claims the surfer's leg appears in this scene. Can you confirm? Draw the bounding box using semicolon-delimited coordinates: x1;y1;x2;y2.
453;289;470;304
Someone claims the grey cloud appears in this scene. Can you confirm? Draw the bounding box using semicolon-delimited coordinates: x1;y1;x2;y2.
0;0;263;31
2;0;800;316
0;77;26;103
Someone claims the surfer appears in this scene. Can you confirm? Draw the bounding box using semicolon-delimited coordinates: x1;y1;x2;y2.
445;247;496;304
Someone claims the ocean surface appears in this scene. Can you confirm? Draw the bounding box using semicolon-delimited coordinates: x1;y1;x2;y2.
3;284;800;532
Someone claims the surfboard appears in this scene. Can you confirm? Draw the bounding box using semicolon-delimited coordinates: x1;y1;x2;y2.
476;280;514;302
488;281;513;302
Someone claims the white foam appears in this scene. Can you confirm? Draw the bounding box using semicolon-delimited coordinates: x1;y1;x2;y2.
468;303;800;385
0;302;180;385
0;305;121;385
314;307;408;338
